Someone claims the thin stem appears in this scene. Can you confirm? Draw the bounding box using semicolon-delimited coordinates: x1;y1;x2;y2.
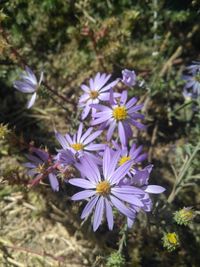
118;224;128;254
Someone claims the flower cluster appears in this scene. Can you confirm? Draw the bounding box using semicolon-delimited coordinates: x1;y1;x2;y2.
15;68;165;231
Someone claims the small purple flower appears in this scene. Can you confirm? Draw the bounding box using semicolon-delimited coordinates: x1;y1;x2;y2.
91;90;145;145
183;61;200;98
55;123;105;163
79;73;119;119
69;147;145;231
112;141;147;168
122;69;136;87
24;148;59;191
13;66;43;109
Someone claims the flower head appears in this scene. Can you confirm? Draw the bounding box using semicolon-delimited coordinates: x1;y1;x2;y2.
122;69;136;87
79;73;119;119
69;147;146;231
13;66;43;108
162;232;180;252
183;61;200;98
24;147;59;191
174;207;195;226
55;123;105;164
91;90;145;145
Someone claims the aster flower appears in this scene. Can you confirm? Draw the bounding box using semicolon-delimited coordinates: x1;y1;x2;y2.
55;123;105;164
24;148;59;191
183;61;200;98
79;73;119;119
91;90;145;145
122;69;136;87
13;66;43;108
112;141;147;169
69;147;146;231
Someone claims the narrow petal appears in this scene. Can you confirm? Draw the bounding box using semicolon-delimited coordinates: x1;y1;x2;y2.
27;92;37;109
69;178;95;189
144;185;165;194
126;97;138;109
112;186;145;195
85;143;105;151
71;190;96;201
107;151;121;179
55;132;68;149
81;196;99;219
107;120;116;141
77;123;83;143
81;105;91;120
111;191;143;207
110;160;132;184
48;173;59;192
120;90;128;105
103;146;111;178
105;199;114;230
91;114;110;126
14;81;36;93
118;122;127;146
80;127;93;142
83;130;102;145
93;196;104;231
110;195;135;219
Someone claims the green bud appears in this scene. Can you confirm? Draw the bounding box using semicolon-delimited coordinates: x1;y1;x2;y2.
174;207;195;226
106;252;125;267
0;124;10;140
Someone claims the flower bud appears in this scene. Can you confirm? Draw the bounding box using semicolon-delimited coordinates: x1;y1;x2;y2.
162;232;180;252
174;207;195;226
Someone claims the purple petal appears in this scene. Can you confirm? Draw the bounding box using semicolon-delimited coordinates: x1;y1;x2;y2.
107;151;121;179
27;92;37;109
80;127;93;142
120;91;128;105
81;105;91;120
110;160;132;184
77;123;83;142
118;122;127;146
14;81;36;93
85;143;105;151
110;195;135;219
112;186;145;195
71;190;96;201
93;196;104;231
126;97;138;109
103;146;111;178
105;199;114;230
107;120;116;141
111;191;143;207
144;185;165;194
55;132;68;149
69;178;95;189
83;130;102;145
81;196;99;219
48;173;59;192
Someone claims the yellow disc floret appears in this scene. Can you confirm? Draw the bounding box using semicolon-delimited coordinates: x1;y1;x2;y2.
167;233;178;245
71;143;84;151
119;156;131;166
96;181;111;196
90;90;99;99
113;106;127;121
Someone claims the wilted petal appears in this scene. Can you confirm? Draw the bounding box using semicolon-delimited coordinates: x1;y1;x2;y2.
48;173;59;192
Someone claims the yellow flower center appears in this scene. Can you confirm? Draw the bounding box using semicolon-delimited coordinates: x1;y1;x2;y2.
71;143;84;151
90;90;99;99
119;156;131;166
96;181;111;196
167;233;178;245
113;106;127;121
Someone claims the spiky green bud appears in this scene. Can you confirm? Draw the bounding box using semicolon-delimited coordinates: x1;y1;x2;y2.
162;232;180;252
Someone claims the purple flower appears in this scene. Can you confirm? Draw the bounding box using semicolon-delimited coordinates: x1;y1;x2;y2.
122;69;136;87
24;148;59;191
13;66;43;109
112;141;147;168
91;90;145;145
183;61;200;98
69;147;146;231
79;73;119;119
55;123;105;163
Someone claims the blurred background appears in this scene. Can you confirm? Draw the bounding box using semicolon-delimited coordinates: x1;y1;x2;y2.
0;0;200;266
